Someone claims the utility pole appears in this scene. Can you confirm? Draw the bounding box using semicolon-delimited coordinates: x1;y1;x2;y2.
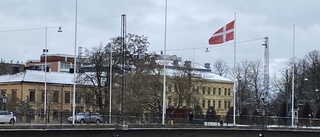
262;37;269;101
262;37;269;128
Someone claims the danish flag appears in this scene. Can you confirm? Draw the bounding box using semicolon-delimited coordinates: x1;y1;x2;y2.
208;20;235;45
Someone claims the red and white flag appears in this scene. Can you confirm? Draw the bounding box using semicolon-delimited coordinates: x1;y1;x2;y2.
208;20;235;45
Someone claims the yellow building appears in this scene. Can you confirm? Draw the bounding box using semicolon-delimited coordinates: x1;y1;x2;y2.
0;70;89;122
194;80;233;116
161;58;234;116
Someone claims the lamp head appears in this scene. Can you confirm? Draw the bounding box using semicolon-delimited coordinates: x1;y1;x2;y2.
205;48;209;52
2;94;7;104
57;27;63;32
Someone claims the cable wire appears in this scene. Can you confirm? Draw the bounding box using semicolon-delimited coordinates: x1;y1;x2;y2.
0;16;118;33
154;37;265;52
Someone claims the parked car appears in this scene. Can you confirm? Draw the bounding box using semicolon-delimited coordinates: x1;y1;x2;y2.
0;111;16;124
68;112;103;124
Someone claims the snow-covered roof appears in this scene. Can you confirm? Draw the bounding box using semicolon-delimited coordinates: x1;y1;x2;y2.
0;70;76;85
164;68;232;83
156;60;232;83
156;60;207;70
199;71;233;83
0;61;233;85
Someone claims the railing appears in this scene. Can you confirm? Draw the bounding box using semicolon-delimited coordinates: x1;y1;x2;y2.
10;112;320;128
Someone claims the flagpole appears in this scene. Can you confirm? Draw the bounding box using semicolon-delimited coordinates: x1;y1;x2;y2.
162;0;168;126
291;24;295;128
233;12;237;127
72;0;78;126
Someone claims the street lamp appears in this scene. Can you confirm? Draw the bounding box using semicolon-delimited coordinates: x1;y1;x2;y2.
43;26;63;125
2;94;7;110
109;44;113;124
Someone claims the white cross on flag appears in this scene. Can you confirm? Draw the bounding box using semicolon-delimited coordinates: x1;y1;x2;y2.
208;20;235;45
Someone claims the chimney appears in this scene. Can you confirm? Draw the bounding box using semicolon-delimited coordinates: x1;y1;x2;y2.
204;63;210;69
69;68;74;73
184;61;191;68
172;60;179;66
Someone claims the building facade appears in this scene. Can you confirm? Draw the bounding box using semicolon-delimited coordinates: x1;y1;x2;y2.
26;54;88;73
156;54;234;116
0;70;91;122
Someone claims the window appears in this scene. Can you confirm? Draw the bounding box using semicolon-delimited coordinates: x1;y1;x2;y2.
202;100;205;108
84;92;92;104
207;100;211;108
11;89;17;100
213;100;216;109
194;86;199;93
228;88;231;96
213;87;216;95
168;85;172;92
61;64;71;69
0;89;6;94
53;91;59;103
218;101;221;109
75;92;81;103
53;110;59;120
207;87;211;95
228;101;231;108
202;87;206;94
218;88;221;95
224;88;227;95
224;101;227;109
29;89;35;102
41;90;45;102
65;91;70;104
168;97;172;106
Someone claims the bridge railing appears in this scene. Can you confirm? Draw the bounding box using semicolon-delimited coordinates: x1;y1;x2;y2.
11;111;320;128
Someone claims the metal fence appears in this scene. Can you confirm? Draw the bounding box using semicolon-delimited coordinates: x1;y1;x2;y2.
11;112;320;127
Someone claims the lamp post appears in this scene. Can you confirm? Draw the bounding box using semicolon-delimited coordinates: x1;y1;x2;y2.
2;94;7;110
43;26;62;125
109;44;113;124
237;77;242;116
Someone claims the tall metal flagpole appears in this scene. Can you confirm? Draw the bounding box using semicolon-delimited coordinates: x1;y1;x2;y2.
109;44;112;123
72;0;78;126
162;0;168;126
291;24;295;128
233;13;237;127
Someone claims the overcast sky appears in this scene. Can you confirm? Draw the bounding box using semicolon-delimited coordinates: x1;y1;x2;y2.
0;0;319;76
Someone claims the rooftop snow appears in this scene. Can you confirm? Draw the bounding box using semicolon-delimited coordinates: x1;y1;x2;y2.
163;68;233;83
156;60;232;83
0;70;75;85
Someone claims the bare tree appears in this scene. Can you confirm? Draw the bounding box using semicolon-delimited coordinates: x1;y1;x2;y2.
212;58;229;77
272;50;320;117
126;55;163;115
79;33;150;113
232;60;265;115
15;99;33;122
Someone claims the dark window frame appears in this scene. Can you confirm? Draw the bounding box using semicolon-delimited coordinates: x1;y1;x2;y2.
65;91;70;104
